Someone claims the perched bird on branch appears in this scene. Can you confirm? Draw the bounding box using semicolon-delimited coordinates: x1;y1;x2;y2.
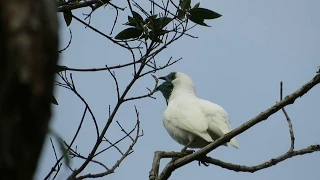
156;72;239;151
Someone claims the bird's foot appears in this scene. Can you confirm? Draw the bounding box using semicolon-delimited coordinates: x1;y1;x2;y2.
183;149;195;154
171;150;194;162
180;146;188;152
198;160;209;167
180;139;195;152
180;148;195;153
197;155;209;167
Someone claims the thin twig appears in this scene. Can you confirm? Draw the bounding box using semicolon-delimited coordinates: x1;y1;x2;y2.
64;60;141;72
71;14;138;49
57;0;100;12
94;120;138;157
106;66;120;100
58;29;73;53
123;74;159;102
280;81;295;151
75;108;143;179
48;138;61;180
45;107;88;179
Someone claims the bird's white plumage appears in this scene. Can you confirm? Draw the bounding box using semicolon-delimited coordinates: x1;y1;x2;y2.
162;72;239;149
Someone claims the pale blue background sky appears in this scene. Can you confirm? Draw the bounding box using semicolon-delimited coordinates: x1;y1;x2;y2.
36;0;319;179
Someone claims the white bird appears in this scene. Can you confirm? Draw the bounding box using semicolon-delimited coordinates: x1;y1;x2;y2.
156;72;239;150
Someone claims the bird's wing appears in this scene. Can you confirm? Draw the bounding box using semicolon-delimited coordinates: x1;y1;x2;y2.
164;97;213;142
198;99;239;148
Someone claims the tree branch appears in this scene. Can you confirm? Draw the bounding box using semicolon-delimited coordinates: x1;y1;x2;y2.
280;81;295;151
57;0;100;12
201;144;320;172
62;60;141;72
75;107;142;179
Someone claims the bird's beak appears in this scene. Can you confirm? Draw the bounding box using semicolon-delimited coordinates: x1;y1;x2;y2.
158;76;166;81
155;77;165;92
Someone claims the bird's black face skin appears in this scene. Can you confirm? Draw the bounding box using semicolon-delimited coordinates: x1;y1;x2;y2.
158;72;176;82
156;81;174;104
156;72;176;104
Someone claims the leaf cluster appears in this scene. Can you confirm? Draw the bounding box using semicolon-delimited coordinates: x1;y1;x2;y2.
114;0;221;41
178;0;221;27
115;11;172;42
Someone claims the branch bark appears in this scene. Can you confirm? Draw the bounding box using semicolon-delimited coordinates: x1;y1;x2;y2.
0;0;59;179
201;144;320;172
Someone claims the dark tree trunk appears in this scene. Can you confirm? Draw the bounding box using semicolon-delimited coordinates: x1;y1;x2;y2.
0;0;59;179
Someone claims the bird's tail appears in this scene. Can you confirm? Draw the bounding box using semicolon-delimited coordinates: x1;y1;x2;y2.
229;138;239;149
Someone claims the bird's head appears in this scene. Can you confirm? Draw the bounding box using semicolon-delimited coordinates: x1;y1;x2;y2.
156;72;195;103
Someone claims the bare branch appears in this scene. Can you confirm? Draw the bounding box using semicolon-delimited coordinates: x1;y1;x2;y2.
71;14;139;49
149;151;193;180
75;107;143;179
280;81;295;151
102;137;124;155
63;60;141;72
45;107;88;179
48;138;62;180
67;146;110;171
49;138;59;162
140;57;182;77
95;121;139;157
57;73;100;138
123;74;159;102
109;4;119;35
106;67;120;100
58;29;72;53
67;44;153;179
57;0;100;12
201;144;320;172
116;121;135;141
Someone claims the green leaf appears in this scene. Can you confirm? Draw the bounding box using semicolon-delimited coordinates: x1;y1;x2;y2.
180;0;191;10
152;38;163;43
177;9;186;20
149;33;163;43
193;2;200;8
189;8;221;19
145;15;158;30
150;14;158;19
188;15;210;27
154;17;172;29
132;11;143;22
57;138;71;166
139;34;149;41
125;11;144;28
63;11;72;26
48;130;71;166
124;16;137;26
51;95;58;105
145;14;158;24
150;30;168;37
56;65;67;73
115;27;143;40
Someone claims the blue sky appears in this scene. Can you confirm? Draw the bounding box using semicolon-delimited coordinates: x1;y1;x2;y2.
36;0;319;179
